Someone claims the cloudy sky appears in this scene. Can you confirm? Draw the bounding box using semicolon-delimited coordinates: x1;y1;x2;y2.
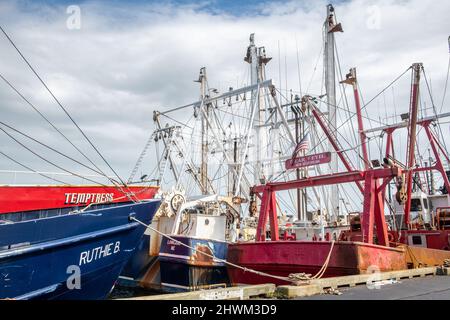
0;0;449;186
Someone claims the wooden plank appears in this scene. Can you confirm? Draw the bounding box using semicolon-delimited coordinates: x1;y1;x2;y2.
276;267;437;299
117;284;275;301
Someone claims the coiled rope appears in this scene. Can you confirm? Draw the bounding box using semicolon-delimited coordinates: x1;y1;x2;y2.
130;216;336;285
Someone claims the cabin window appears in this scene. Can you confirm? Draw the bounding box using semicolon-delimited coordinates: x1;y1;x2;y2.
410;199;422;211
411;235;422;245
423;199;428;210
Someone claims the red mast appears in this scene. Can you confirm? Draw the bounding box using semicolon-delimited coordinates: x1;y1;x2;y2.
341;68;370;169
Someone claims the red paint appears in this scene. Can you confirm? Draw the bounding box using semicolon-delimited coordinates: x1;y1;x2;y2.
285;152;331;170
227;241;407;285
0;185;159;214
341;229;450;251
310;106;364;193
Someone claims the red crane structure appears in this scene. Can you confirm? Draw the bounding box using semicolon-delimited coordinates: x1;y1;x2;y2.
227;63;450;286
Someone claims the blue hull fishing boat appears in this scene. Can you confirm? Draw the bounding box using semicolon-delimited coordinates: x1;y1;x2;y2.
0;200;160;300
159;235;229;293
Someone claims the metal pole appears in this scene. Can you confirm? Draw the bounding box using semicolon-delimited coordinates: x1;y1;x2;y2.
324;4;341;220
341;68;370;169
153;111;179;181
404;63;422;226
197;67;209;195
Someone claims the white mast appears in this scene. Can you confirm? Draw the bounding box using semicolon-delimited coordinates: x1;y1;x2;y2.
246;34;262;186
324;4;343;221
245;34;271;186
197;67;209;195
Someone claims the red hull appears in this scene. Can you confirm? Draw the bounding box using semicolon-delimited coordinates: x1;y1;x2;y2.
0;185;159;214
227;241;407;286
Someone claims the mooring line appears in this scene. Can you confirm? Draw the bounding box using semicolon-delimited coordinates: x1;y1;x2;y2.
130;216;335;285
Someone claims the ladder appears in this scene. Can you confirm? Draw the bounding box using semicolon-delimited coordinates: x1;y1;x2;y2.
127;132;156;184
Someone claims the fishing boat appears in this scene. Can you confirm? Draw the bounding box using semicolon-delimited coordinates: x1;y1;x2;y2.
121;25;353;290
0;199;160;299
0;24;162;299
227;5;450;286
156;194;239;292
0;184;159;219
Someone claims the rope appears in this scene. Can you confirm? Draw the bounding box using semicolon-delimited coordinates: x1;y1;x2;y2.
74;185;157;213
130;216;335;285
0;25;127;188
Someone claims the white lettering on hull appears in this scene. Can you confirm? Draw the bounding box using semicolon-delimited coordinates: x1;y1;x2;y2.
79;241;120;266
64;193;114;205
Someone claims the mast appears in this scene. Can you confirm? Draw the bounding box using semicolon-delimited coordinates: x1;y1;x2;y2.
404;63;422;227
341;68;370;169
324;4;343;220
245;34;271;186
246;34;261;186
197;67;209;195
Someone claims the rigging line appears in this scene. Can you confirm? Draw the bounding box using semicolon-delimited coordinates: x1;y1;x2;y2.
440;54;450;113
0;120;107;177
363;67;412;110
304;68;411;159
0;149;70;185
278;88;387;126
306;41;324;94
295;36;303;98
159;112;194;130
0;72;109;178
334;39;358;150
422;67;449;156
0;126;107;187
274;87;365;168
308;107;363;170
0;25;126;187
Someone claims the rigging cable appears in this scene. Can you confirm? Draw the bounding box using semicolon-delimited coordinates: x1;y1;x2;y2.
422;67;449;157
440;38;450;113
0;72;109;178
0;25;127;187
0;126;107;186
0;120;109;178
303;67;412;159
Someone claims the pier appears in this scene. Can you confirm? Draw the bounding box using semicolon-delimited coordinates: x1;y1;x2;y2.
115;266;450;300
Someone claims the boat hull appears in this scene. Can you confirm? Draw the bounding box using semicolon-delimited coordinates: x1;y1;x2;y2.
158;235;229;292
227;241;407;286
0;200;160;300
0;185;158;215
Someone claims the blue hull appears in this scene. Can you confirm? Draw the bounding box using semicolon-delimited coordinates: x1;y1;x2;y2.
0;200;160;300
158;235;230;293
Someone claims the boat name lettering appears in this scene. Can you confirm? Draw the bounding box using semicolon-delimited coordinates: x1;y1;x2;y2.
79;241;120;266
64;193;114;205
167;239;180;246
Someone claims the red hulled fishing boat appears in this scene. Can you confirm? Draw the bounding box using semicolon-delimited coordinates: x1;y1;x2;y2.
0;185;158;216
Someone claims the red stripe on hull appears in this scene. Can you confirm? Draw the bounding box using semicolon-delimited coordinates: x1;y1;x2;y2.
227;241;407;286
0;185;159;214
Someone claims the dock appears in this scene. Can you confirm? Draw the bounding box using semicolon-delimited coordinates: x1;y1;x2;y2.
116;267;450;300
